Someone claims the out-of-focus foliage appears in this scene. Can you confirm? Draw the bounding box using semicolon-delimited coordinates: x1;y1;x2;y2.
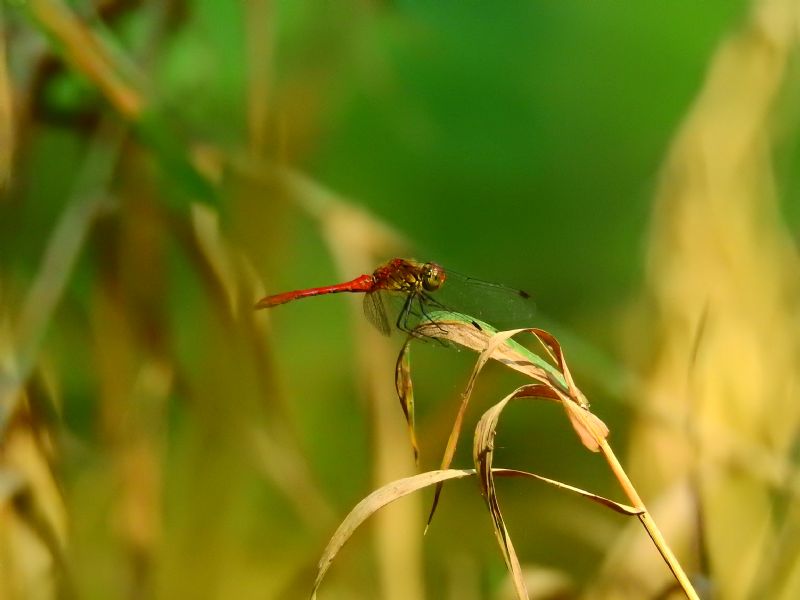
3;0;800;598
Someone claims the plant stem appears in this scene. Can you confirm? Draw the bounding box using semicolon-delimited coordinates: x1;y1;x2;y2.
599;439;700;600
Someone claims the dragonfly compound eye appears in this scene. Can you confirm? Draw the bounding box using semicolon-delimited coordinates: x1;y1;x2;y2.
422;263;446;291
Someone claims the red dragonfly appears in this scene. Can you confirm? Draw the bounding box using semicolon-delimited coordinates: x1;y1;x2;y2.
256;258;533;335
255;258;534;336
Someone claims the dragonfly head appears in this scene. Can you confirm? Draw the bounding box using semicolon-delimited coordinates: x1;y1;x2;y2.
421;262;446;291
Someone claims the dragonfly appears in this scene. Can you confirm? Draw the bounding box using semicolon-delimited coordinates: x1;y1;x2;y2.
255;258;534;336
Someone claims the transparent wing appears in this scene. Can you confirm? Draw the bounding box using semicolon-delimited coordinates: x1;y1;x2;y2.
424;270;536;331
363;290;391;336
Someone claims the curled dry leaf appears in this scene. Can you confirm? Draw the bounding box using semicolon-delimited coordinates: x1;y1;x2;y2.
473;386;632;600
414;313;567;390
414;313;608;458
414;313;610;531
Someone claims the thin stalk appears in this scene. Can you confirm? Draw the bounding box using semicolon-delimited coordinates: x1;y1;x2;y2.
599;439;700;600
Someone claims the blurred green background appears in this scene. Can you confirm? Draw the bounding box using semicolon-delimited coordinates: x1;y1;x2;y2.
5;1;800;599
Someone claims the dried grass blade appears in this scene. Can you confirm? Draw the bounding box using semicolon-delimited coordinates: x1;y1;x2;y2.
311;469;475;599
26;0;143;118
473;387;533;600
312;466;622;599
494;469;640;516
561;397;609;452
1;123;123;437
394;337;418;463
426;328;532;530
0;11;13;190
527;328;587;407
525;329;608;450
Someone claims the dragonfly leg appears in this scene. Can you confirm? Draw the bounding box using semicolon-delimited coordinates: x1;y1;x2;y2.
396;294;442;343
395;294;415;334
420;291;448;310
416;294;449;336
418;293;449;334
421;291;484;332
394;294;448;345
